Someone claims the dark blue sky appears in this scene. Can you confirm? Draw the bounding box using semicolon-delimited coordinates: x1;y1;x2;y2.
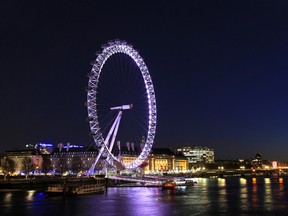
1;0;288;161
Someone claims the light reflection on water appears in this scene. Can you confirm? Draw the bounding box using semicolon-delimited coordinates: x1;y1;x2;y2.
240;177;248;212
264;178;272;211
3;192;12;202
217;178;227;211
1;177;288;216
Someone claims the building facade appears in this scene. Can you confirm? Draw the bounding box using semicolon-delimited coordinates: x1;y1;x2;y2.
177;146;214;169
49;144;99;175
2;147;43;175
145;148;188;173
1;144;188;175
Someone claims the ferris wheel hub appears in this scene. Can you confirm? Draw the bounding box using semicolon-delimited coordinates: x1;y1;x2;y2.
110;104;133;111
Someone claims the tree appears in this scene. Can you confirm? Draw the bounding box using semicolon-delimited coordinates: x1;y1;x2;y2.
57;156;67;175
2;157;15;180
22;157;35;178
42;156;52;175
71;156;83;174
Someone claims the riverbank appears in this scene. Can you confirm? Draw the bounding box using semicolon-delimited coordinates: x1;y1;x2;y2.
0;176;105;190
0;171;285;191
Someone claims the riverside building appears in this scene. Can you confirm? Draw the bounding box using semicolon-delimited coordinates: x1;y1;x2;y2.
1;143;188;175
176;146;215;169
145;148;188;174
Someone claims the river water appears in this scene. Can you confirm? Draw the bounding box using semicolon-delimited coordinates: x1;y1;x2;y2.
1;176;288;216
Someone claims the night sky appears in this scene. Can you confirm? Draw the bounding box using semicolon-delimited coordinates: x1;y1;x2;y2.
1;0;288;161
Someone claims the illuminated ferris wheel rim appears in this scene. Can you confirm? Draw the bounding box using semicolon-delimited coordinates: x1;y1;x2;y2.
87;40;157;170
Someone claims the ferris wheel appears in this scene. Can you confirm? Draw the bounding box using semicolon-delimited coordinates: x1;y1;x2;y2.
86;40;157;174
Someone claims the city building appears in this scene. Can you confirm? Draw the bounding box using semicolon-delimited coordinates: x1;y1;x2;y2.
1;143;188;175
145;148;188;174
252;153;263;168
49;143;99;175
111;144;189;174
176;146;214;169
2;146;43;175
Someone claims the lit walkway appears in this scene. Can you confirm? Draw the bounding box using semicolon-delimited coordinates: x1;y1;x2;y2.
108;175;163;185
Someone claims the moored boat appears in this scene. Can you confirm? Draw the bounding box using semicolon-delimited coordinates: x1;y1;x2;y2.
175;178;197;186
174;178;187;186
145;181;162;187
71;184;105;195
45;175;106;196
184;178;197;186
162;178;197;189
162;180;176;189
45;184;67;195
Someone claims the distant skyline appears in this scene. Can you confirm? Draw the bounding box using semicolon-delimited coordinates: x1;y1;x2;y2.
1;1;288;161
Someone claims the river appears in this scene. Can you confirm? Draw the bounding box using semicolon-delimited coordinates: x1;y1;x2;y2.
1;176;288;216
